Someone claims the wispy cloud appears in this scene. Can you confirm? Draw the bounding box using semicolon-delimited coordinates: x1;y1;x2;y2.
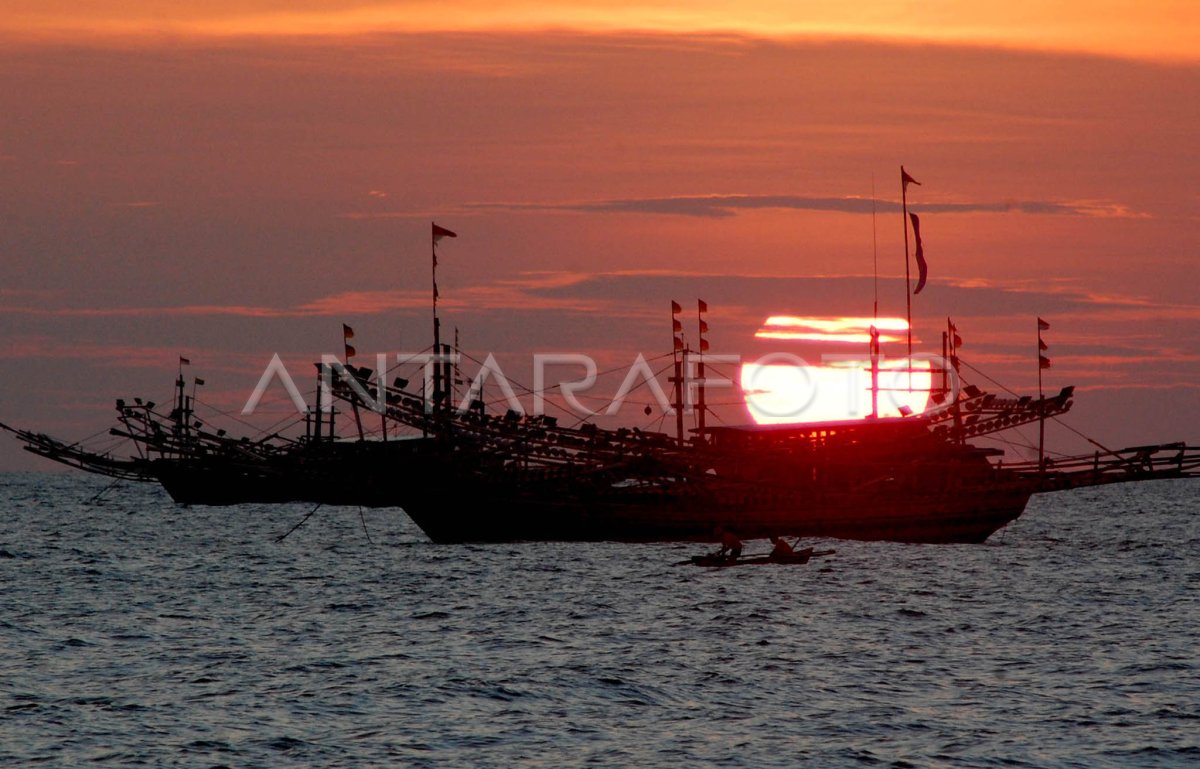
458;194;1149;219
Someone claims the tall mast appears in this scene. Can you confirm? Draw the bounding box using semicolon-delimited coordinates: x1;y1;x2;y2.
1037;318;1050;474
697;300;709;436
871;173;879;323
431;222;457;412
432;223;442;411
670;300;684;446
900;166;920;390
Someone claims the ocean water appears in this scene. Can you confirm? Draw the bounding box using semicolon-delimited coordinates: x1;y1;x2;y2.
0;472;1197;769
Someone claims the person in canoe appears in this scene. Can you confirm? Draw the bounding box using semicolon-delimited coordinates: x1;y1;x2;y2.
768;535;795;560
714;526;743;561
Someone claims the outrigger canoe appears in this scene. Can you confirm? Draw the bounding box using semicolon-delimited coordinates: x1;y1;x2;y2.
684;547;836;568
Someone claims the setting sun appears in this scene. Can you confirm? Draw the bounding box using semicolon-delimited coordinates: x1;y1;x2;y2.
741;357;932;424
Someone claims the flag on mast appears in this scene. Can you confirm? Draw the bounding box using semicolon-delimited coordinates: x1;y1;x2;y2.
901;166;921;191
910;212;927;295
1038;317;1050;331
1039;355;1051;369
343;324;354;340
432;223;457;244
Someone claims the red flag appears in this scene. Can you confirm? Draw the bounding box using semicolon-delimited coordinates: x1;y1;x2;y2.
345;343;357;359
953;333;963;349
194;377;205;386
673;337;684;351
179;356;191;366
432;223;457;243
1039;355;1051;369
670;300;682;314
901;166;921;191
343;323;354;340
699;338;710;352
1038;317;1050;331
910;212;928;295
1039;338;1048;351
698;299;708;313
673;319;683;333
699;319;709;334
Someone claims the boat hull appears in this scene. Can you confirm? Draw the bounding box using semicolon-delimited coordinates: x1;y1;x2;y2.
397;468;1034;544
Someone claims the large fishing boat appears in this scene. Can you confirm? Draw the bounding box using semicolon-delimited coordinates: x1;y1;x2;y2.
7;192;1199;542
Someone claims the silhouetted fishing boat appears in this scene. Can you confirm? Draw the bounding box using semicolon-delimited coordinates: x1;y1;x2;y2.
7;211;1199;544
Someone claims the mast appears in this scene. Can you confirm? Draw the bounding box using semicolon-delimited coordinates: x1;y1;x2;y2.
871;173;879;323
869;325;880;419
344;324;364;440
432;224;442;411
900;166;920;390
1037;318;1051;474
431;222;457;412
697;300;709;436
670;300;684;446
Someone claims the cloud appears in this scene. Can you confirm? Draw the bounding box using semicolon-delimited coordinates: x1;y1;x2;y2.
460;194;1150;219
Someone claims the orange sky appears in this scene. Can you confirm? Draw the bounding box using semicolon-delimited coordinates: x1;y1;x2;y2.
0;5;1197;469
3;1;1198;62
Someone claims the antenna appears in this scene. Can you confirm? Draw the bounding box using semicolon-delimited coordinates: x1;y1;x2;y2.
871;173;878;322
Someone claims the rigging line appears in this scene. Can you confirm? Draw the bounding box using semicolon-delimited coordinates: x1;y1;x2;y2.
1050;415;1116;455
474;359;678;415
192;398;304;438
455;349;676;399
86;478;124;505
957;358;1115;454
358;507;373;545
956;359;1021;398
274;503;323;543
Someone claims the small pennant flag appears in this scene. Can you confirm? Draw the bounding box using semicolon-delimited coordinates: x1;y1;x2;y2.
1039;338;1049;351
698;299;708;313
1038;317;1050;331
1039;355;1051;369
432;223;457;243
674;337;684;351
671;300;682;314
179;356;191;366
699;319;709;334
901;166;921;191
345;343;357;359
194;378;205;386
953;333;963;349
673;319;683;333
910;212;927;295
343;324;354;340
699;338;711;352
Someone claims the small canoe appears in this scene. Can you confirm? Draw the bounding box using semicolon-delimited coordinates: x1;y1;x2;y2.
684;547;836;568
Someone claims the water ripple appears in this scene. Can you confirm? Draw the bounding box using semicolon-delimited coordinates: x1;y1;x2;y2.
0;473;1196;767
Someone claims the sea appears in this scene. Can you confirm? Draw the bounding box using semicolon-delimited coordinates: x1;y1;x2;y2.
1;472;1197;769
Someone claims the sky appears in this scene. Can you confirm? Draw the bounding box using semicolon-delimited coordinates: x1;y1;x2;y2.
1;2;1198;470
